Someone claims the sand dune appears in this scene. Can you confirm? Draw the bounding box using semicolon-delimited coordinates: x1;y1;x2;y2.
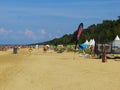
0;48;120;90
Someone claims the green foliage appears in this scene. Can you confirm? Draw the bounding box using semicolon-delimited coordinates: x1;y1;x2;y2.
38;17;120;45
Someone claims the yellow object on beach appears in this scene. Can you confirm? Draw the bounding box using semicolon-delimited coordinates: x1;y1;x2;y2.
28;47;33;55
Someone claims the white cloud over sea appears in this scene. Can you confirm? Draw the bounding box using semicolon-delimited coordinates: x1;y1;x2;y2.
0;27;56;44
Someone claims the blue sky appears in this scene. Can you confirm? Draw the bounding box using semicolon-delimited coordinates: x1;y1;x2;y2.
0;0;120;44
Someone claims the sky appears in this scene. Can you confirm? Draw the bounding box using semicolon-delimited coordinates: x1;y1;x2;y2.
0;0;120;44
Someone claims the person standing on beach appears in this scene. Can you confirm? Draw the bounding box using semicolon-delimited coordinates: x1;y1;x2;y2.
90;45;94;56
28;46;33;55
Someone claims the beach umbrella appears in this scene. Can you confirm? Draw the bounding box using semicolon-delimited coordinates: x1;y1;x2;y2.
78;44;88;50
78;43;88;55
75;23;83;49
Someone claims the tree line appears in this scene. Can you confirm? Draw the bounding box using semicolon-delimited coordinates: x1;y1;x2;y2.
37;16;120;45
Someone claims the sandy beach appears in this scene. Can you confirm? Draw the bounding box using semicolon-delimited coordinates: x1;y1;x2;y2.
0;48;120;90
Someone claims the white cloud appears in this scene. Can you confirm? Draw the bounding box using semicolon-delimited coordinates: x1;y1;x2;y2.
24;29;38;41
0;28;6;33
36;29;47;39
37;29;55;41
24;28;48;42
0;28;12;34
39;29;46;35
25;29;34;36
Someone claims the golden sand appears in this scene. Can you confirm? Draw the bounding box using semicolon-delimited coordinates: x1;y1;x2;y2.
0;48;120;90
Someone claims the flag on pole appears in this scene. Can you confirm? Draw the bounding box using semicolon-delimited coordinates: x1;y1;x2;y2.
75;23;83;49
